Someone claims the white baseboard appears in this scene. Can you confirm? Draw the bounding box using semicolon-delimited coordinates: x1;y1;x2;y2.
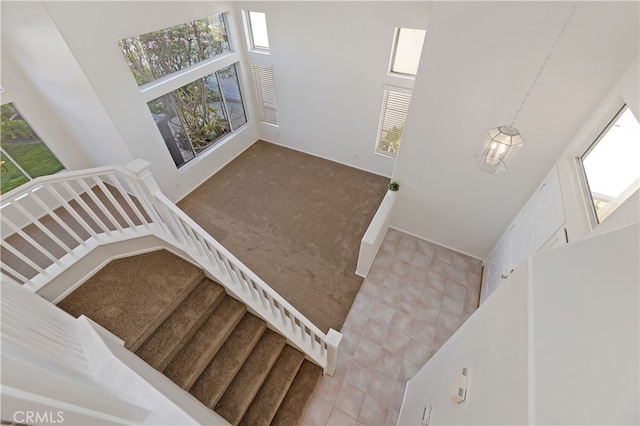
260;138;392;179
389;225;484;261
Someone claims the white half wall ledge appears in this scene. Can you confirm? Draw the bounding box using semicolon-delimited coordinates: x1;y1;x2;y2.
356;189;397;277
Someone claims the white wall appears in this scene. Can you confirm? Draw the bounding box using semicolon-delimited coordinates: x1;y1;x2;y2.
398;260;530;425
557;56;640;243
531;223;639;425
479;55;639;304
6;1;260;202
399;223;640;425
0;2;131;171
236;1;431;178
390;1;639;259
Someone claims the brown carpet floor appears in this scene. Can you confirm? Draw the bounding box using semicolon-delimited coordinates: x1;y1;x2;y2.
58;250;322;425
57;250;203;350
178;141;389;332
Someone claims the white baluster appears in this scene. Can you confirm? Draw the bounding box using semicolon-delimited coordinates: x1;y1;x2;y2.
59;181;112;235
75;179;123;233
104;174;149;227
92;177;137;229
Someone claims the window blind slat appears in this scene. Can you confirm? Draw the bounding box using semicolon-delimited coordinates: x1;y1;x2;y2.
375;89;412;157
251;64;279;125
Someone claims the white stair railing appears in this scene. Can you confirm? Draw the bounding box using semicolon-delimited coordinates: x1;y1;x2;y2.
0;159;342;375
0;163;164;290
151;191;342;374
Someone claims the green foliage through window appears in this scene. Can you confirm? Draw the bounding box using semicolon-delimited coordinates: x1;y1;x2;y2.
1;103;65;194
119;14;246;169
375;88;411;158
148;64;247;168
118;14;230;86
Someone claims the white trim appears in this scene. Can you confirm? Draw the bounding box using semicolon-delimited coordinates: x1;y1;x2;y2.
374;87;412;158
243;10;270;54
139;52;239;102
261;138;392;179
573;98;628;230
387;26;426;79
389;225;483;261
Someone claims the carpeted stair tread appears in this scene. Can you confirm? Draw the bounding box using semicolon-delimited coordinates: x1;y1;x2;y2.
239;345;305;426
271;360;323;426
190;313;267;408
57;250;203;350
164;296;246;389
135;279;225;370
214;329;286;424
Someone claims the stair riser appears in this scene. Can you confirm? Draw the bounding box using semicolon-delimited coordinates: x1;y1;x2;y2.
214;330;287;424
238;346;305;426
128;271;205;353
189;314;267;409
164;297;246;390
135;280;226;370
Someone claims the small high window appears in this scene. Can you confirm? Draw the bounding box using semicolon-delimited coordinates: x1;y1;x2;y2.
0;103;65;194
579;105;640;224
375;87;412;157
390;28;426;77
246;11;270;52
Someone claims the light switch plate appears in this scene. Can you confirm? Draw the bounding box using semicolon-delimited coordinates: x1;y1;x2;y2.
421;404;432;425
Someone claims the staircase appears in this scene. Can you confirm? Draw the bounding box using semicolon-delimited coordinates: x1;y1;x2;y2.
58;250;322;425
2;162;340;424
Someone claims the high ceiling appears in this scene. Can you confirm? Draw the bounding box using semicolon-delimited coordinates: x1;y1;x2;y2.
392;1;639;259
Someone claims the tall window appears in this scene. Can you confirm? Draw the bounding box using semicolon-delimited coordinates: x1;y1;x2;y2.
0;103;65;194
251;64;278;125
390;28;426;77
375;87;411;157
374;27;425;158
118;14;247;168
579;105;640;224
246;11;270;52
148;64;247;168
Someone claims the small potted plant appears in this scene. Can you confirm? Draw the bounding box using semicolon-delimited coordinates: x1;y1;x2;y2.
388;182;399;191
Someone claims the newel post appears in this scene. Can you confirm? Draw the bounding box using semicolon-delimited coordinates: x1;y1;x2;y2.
125;159;161;193
324;328;343;376
124;159;183;243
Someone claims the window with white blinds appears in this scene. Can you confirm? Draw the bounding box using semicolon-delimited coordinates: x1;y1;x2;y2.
251;64;278;125
375;87;411;157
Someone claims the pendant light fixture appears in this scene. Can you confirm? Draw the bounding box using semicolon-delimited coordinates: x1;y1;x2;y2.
474;3;580;174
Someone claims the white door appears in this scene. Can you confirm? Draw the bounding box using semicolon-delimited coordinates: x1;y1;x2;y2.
480;167;567;303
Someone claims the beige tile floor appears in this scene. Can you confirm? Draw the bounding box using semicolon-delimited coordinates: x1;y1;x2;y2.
302;228;483;425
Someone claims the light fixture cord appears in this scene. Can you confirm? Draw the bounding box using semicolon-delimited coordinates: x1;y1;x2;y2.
510;2;581;128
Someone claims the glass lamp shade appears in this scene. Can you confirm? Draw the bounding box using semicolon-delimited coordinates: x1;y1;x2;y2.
474;126;524;174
